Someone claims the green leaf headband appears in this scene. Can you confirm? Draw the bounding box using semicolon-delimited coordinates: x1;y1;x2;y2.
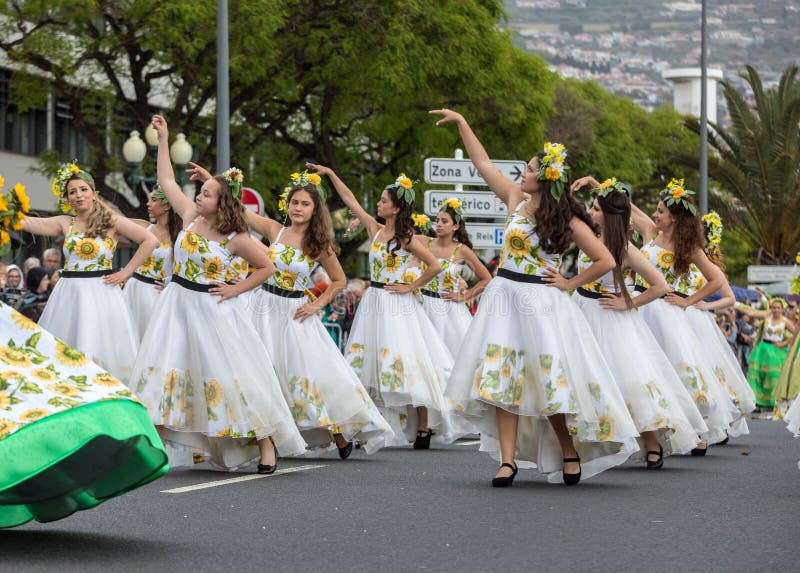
387;173;416;205
592;177;630;198
222;167;244;199
701;210;723;249
278;170;327;217
661;177;697;216
412;213;433;234
439;197;464;224
51;160;94;213
537;142;569;201
151;184;169;205
770;297;788;310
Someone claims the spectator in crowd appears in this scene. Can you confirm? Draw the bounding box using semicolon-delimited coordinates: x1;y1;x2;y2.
5;265;24;291
42;247;62;269
736;313;757;373
717;307;738;354
22;256;41;285
309;266;331;299
47;267;61;293
19;267;51;322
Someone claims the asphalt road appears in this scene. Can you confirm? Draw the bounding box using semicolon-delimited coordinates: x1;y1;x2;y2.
3;419;799;573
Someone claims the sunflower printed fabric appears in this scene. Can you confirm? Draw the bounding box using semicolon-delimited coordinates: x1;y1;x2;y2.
0;301;167;528
266;228;316;292
172;218;236;284
637;239;693;294
499;201;561;277
370;232;412;283
423;242;461;295
575;251;617;294
62;219;116;272
136;225;173;280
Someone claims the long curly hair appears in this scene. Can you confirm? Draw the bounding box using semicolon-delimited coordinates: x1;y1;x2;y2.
597;192;633;309
440;207;473;250
385;185;415;254
66;175;115;237
166;207;183;245
665;199;705;276
211;175;248;235
533;152;598;253
702;220;726;272
287;184;337;259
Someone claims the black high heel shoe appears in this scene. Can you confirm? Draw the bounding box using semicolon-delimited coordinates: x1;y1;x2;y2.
690;445;707;456
257;443;278;475
413;429;433;450
338;441;354;460
646;445;664;470
563;456;581;486
491;462;518;488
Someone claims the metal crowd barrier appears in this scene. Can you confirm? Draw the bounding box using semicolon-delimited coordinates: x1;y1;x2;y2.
321;321;345;353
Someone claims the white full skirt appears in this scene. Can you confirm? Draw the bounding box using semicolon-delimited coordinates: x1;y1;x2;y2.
573;294;707;456
122;277;161;341
446;277;640;483
684;307;754;436
39;276;139;384
129;282;306;471
420;294;473;358
636;299;739;443
344;287;471;445
245;288;395;453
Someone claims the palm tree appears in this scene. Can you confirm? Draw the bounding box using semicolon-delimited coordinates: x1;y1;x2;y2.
688;65;800;264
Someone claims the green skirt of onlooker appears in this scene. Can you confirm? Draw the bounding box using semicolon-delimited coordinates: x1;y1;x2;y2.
747;340;789;407
774;335;800;415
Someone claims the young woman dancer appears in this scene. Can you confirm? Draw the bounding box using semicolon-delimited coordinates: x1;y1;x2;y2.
418;199;491;357
308;162;468;449
123;186;182;340
186;164;394;457
569;176;708;467
682;212;755;435
630;179;738;453
431;109;638;486
22;164;156;382
747;297;793;409
130;115;305;473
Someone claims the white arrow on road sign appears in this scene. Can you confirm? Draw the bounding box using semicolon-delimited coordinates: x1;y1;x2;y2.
424;157;526;186
465;222;505;249
424;190;507;218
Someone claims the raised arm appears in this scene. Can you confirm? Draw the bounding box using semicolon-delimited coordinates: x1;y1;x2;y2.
245;210;283;243
21;215;70;237
429;109;523;207
103;215;158;286
630;200;658;244
152;114;196;222
306;162;380;238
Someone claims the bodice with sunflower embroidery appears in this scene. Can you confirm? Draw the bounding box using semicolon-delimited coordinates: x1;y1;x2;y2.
685;264;707;295
136;224;173;280
172;218;236;285
266;228;316;292
499;200;561;277
423;241;461;294
62;220;116;272
369;231;412;284
576;250;618;294
636;239;693;294
225;256;250;283
763;317;790;343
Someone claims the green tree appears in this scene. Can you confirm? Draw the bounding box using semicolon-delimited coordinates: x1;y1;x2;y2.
688;64;800;264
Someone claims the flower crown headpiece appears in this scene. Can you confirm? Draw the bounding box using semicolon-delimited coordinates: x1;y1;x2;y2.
770;297;788;310
701;210;723;249
278;170;325;217
661;177;697;215
0;174;31;254
51;161;94;213
412;213;433;234
222;167;244;199
538;142;569;201
387;173;416;205
439;197;464;224
593;177;630;198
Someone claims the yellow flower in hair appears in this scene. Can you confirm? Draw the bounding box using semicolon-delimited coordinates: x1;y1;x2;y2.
290;172;300;182
671;186;685;200
308;173;321;186
445;198;461;210
545;166;561;181
397;174;413;189
598;178;617;190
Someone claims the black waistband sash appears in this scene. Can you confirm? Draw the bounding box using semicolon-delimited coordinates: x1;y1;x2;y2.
496;268;546;284
60;269;115;278
262;283;305;298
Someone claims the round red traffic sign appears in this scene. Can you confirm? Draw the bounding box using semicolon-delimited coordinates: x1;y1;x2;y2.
240;187;264;215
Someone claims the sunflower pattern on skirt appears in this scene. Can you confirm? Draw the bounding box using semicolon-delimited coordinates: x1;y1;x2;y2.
0;305;134;440
62;219;116;272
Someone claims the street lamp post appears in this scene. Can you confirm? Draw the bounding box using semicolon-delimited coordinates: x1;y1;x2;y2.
122;129;193;190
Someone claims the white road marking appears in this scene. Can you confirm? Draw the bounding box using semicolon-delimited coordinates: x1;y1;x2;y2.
454;440;481;446
160;464;326;493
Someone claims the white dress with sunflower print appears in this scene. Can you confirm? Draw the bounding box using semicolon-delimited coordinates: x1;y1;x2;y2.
682;264;755;432
344;231;467;445
0;302;167;528
633;239;738;443
247;228;394;452
129;219;306;471
571;250;708;456
123;225;174;340
446;200;640;483
419;242;474;358
39;220;140;384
